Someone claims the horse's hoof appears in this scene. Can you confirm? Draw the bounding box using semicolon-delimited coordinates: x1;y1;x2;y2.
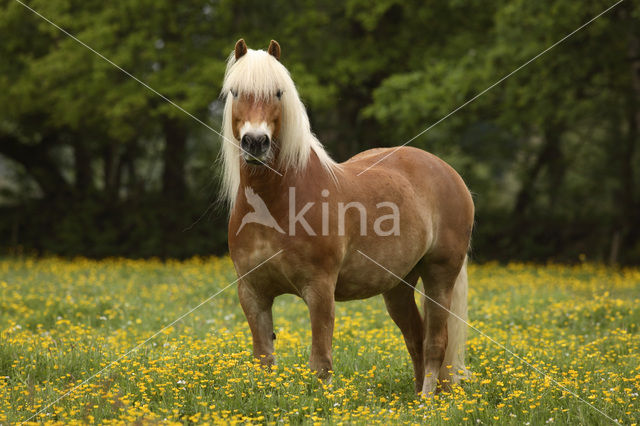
316;370;332;383
257;354;276;369
419;390;435;399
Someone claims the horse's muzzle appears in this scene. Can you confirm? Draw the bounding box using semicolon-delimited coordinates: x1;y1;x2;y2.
241;133;270;165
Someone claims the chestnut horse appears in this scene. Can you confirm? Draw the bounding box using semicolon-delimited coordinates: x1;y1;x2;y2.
221;39;474;396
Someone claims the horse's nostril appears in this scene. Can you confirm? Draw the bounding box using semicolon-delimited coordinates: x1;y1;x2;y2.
259;135;270;149
241;134;250;149
242;133;270;154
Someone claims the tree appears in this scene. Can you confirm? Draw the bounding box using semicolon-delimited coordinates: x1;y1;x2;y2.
365;0;640;262
0;0;638;262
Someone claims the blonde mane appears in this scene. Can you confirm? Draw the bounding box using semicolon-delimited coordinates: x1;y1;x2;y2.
220;48;337;206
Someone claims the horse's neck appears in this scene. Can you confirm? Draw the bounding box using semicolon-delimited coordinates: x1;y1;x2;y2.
237;150;329;207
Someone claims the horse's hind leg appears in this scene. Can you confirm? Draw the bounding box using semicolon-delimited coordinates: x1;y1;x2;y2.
382;270;424;393
238;281;276;367
419;259;464;397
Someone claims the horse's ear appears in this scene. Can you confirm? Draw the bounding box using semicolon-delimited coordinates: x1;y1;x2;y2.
268;40;281;61
235;39;247;60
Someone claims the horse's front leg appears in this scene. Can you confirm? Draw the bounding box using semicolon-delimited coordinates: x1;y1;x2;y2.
238;281;276;367
302;285;335;380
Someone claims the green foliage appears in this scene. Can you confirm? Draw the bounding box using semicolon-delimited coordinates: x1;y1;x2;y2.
0;0;639;262
0;195;228;258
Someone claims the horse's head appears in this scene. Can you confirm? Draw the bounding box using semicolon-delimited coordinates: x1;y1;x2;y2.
228;39;282;166
220;38;336;205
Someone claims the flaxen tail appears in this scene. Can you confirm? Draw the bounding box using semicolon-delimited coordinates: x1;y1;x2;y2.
440;256;469;384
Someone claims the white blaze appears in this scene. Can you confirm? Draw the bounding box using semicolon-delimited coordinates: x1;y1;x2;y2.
240;121;272;139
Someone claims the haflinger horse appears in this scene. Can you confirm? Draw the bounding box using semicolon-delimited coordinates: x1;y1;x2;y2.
221;39;474;396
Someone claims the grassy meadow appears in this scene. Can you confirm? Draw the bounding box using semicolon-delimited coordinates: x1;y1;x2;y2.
0;257;639;425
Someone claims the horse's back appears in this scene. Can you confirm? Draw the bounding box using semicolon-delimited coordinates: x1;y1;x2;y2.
344;146;474;258
344;146;471;209
345;146;458;179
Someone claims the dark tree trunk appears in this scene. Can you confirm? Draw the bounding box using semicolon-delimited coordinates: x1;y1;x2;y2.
124;147;139;197
545;130;566;210
630;34;640;244
513;126;564;218
161;118;188;201
113;147;126;200
73;140;92;196
103;143;115;197
612;11;640;264
103;141;127;200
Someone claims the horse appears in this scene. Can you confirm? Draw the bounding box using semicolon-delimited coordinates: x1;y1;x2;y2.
220;39;474;396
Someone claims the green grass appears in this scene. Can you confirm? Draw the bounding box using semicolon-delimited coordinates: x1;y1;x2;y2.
0;258;638;424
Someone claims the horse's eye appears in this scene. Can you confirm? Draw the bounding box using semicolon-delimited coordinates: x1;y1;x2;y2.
231;89;238;98
276;90;282;99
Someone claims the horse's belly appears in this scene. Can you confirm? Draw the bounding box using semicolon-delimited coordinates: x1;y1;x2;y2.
331;217;430;300
334;256;416;301
334;278;393;301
